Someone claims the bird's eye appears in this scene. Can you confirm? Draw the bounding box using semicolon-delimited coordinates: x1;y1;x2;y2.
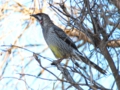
37;16;42;20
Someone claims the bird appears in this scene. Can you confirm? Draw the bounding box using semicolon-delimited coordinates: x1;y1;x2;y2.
30;13;106;74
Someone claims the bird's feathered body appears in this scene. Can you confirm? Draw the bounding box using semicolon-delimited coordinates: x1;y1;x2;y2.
38;14;77;58
43;25;75;58
31;13;106;74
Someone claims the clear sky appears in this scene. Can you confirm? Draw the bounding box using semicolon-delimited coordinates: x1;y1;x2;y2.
0;0;119;90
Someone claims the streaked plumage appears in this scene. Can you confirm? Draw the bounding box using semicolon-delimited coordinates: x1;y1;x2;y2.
31;13;106;74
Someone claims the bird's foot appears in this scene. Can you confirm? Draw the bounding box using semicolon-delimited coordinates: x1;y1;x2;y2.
51;58;63;65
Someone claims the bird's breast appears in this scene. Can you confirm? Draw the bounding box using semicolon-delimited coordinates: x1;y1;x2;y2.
42;28;73;59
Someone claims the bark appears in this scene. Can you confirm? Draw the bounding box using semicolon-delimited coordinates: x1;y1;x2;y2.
99;41;120;90
110;0;120;11
64;29;120;47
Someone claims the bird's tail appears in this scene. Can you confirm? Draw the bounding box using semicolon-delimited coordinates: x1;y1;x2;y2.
73;50;106;74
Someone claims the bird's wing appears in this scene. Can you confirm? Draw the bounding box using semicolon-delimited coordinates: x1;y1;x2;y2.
53;25;78;50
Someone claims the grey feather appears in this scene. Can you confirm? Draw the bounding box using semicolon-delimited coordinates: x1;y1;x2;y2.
31;13;106;74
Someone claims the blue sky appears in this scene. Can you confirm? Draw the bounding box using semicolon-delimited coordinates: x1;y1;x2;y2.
0;0;119;90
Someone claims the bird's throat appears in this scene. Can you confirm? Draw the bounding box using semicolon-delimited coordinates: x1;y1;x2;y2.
39;20;43;24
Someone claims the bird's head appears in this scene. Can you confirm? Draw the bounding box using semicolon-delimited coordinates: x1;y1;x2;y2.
30;13;51;25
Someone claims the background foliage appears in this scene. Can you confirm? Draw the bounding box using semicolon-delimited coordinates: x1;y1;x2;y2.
0;0;120;90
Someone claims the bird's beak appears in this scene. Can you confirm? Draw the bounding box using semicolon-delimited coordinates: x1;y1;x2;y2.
30;14;37;19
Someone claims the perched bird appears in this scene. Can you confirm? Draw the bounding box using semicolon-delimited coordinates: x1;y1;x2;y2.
30;13;106;74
